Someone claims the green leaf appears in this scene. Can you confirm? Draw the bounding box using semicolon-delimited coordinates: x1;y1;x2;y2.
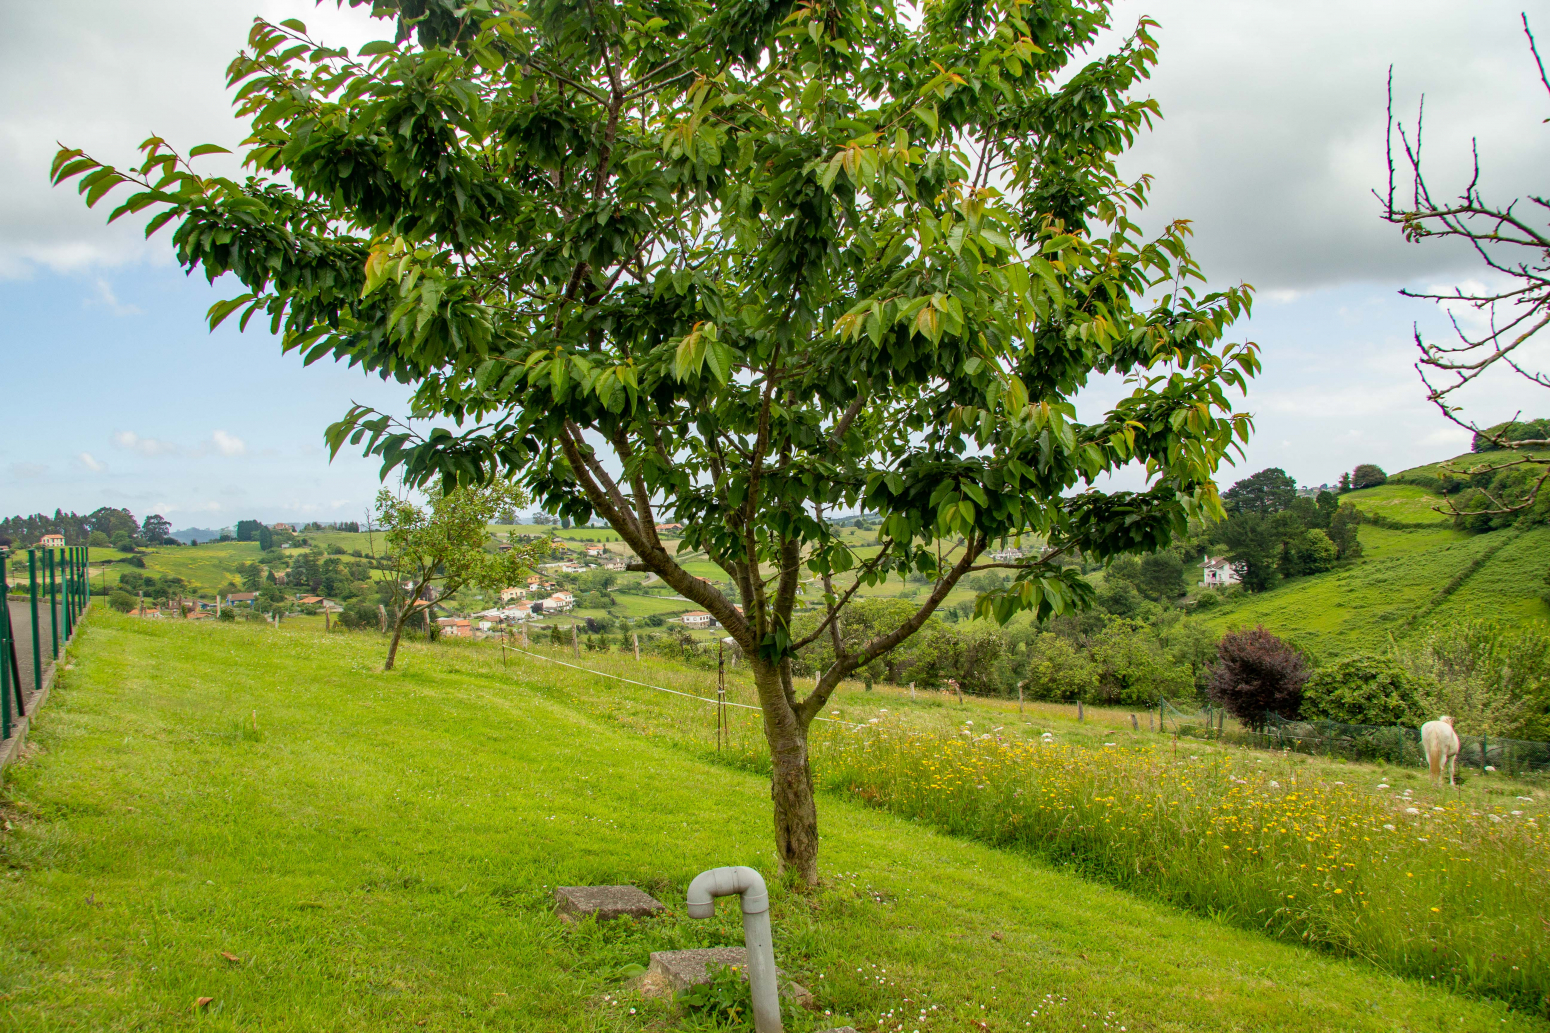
914;104;939;137
188;144;232;158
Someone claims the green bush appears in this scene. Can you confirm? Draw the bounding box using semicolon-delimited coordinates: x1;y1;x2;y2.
1021;632;1098;702
1300;655;1423;726
108;589;135;613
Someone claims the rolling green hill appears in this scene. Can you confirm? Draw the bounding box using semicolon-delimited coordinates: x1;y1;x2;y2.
1201;517;1549;660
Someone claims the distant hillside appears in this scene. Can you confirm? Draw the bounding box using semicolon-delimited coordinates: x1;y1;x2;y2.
168;527;222;544
1200;449;1550;659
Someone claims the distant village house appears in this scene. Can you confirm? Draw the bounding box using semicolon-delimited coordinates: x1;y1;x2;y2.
1200;556;1241;587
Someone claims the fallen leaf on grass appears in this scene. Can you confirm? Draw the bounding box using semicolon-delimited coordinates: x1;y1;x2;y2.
195;997;214;1010
220;952;240;963
990;931;1003;941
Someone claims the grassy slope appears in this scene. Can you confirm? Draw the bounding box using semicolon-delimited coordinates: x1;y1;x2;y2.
1340;482;1451;524
1202;523;1550;658
1395;448;1550;480
2;615;1537;1032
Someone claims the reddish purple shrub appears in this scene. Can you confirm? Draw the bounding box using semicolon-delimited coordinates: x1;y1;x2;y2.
1208;626;1308;727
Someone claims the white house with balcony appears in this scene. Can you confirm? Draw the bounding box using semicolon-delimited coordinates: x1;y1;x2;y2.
1200;556;1240;587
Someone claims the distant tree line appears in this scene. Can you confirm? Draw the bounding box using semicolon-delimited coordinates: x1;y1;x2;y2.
0;507;181;549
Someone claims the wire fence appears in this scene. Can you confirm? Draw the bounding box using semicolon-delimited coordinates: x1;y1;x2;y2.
1262;713;1550;776
1154;695;1550;776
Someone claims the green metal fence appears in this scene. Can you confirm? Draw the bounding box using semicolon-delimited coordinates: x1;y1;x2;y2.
3;545;91;745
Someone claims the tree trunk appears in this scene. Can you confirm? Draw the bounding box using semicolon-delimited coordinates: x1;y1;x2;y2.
385;607;411;671
754;664;819;885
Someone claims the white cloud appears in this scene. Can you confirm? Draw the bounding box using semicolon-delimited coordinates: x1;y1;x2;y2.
85;277;140;316
114;430;177;456
211;430;246;457
0;1;381;279
77;451;106;472
1101;1;1547;291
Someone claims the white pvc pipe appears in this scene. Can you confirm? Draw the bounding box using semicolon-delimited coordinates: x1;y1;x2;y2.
685;866;780;1033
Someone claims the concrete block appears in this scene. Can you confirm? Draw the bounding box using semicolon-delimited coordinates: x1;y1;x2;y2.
552;885;665;921
645;948;813;1007
648;947;748;991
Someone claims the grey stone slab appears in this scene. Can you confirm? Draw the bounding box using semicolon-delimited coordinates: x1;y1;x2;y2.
552;885;664;921
648;947;748;991
646;948;813;1007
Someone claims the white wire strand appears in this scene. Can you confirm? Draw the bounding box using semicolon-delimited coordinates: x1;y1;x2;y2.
505;645;866;728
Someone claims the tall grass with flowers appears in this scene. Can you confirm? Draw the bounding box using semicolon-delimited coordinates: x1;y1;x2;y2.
817;729;1550;1012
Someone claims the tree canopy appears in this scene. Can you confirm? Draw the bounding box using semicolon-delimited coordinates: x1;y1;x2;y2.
54;0;1257;882
1221;467;1295;516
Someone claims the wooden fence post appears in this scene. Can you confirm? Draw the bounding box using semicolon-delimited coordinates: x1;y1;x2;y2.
1077;700;1084;722
633;631;640;661
1131;713;1138;731
571;622;579;657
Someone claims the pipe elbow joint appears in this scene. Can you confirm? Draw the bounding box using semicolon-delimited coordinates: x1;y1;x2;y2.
686;865;769;918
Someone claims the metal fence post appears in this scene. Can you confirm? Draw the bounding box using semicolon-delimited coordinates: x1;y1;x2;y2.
47;548;58;659
63;548;74;640
28;550;40;695
2;553;11;743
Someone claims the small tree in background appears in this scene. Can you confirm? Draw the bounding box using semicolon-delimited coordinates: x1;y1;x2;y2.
141;513;172;543
1351;464;1387;489
377;483;541;671
1398;618;1550;739
1327;503;1363;559
1208;626;1308;729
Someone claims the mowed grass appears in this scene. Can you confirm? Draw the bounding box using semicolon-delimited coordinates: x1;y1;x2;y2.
1342;483;1453;525
3;618;1543;1031
1201;524;1548;658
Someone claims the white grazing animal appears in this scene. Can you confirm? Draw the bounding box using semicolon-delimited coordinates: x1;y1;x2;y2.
1421;716;1460;787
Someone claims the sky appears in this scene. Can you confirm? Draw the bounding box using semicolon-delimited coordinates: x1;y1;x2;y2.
0;1;1545;527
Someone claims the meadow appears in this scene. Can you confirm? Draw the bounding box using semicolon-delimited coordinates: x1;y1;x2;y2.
2;613;1543;1030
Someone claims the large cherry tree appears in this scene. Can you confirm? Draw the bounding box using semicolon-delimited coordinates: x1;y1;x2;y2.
56;0;1257;883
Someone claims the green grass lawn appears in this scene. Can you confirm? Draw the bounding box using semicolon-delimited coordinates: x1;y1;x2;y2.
1;614;1542;1031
